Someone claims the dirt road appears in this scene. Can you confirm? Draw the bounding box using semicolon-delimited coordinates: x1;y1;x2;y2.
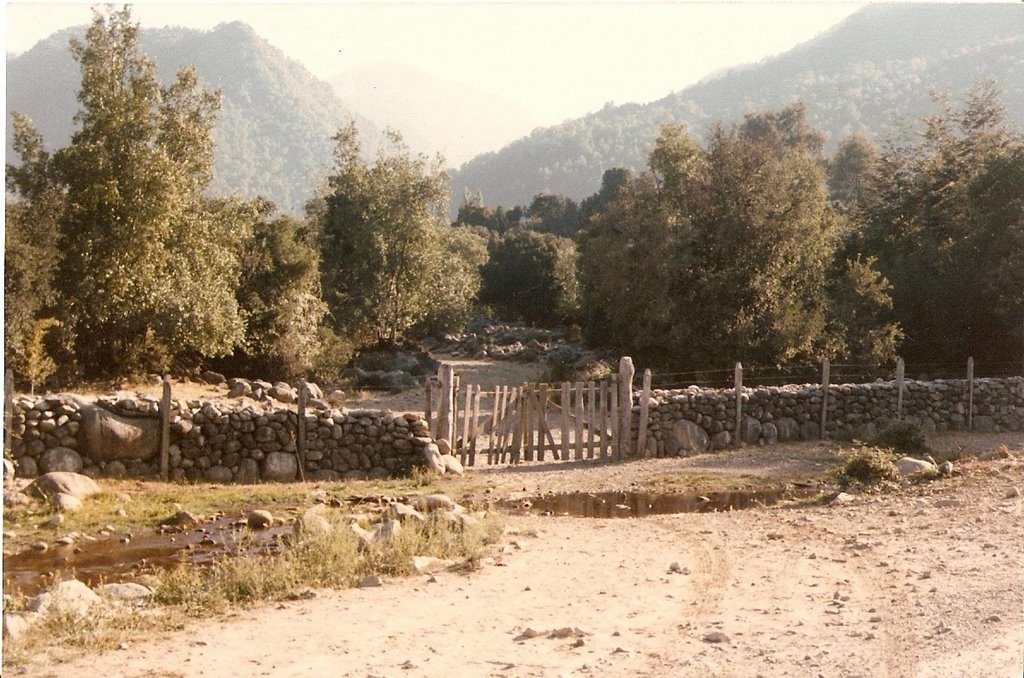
24;442;1023;678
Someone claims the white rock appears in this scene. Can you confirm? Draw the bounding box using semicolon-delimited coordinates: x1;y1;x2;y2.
29;580;103;615
895;457;937;476
439;454;464;475
422;443;445;474
412;494;456;512
411;556;455;574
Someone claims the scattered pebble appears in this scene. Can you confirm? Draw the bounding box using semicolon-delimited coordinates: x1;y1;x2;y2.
703;631;731;644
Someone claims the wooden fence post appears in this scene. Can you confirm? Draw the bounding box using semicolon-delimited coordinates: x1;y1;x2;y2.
895;357;905;421
618;357;635;457
967;357;975;432
734;362;743;448
159;375;171;481
820;358;830;440
296;380;308;482
637;368;652;457
437;364;455;447
4;370;14;462
468;385;481;466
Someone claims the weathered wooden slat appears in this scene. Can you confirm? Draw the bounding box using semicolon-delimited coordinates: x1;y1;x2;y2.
599;381;609;459
560;382;571;462
460;384;472;465
637;368;652;457
537;383;549;461
574;382;585;460
734;362;743;448
587;381;597;459
469;385;482;466
610;375;620;460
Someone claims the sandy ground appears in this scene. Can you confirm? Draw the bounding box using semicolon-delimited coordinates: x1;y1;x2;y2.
10;360;1024;677
13;437;1024;678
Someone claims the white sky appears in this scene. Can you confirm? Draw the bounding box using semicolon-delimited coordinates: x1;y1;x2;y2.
4;2;867;126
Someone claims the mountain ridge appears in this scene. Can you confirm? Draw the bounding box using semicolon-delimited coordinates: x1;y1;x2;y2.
449;4;1024;213
6;21;379;215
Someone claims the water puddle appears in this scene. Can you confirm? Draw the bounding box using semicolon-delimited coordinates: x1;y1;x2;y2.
503;486;823;519
3;515;296;597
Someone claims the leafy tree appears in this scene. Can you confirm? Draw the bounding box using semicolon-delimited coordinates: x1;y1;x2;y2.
212;205;327;380
525;193;581;238
580;109;864;369
416;227;489;336
480;229;579;325
319;123;454;343
853;82;1024;363
579;167;632;222
21;318;61;395
4;115;65;376
43;7;249;376
825;256;902;363
828;132;880;210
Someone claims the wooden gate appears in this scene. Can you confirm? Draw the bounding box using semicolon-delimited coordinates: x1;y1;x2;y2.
424;357;652;467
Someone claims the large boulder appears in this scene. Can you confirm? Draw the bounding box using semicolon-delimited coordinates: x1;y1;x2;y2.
740;416;762;445
262;452;297;482
422;443;445;474
26;472;101;501
774;417;800;442
29;579;102;615
39;447;83;473
79;402;160;462
667;420;710;456
269;383;296;404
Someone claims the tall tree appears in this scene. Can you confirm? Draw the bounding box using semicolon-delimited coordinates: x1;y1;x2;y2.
49;7;248;375
4;115;65;382
853;82;1023;363
480;229;579;325
319;124;454;343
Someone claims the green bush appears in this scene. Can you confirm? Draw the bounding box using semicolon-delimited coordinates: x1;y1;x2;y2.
841;446;899;486
874;421;930;455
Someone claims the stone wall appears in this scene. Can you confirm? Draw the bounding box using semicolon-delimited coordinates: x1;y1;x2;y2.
633;377;1024;456
6;394;433;482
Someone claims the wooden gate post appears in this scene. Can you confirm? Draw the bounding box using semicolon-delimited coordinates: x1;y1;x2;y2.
637;368;652;457
296;380;308;482
618;357;635;457
734;362;743;448
967;357;975;432
437;364;455;446
895;357;905;421
159;375;171;481
560;382;571;461
820;358;830;440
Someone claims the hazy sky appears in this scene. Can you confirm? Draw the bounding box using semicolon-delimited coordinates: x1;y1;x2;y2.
5;2;867;126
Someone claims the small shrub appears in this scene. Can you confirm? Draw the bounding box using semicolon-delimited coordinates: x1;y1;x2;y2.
841;447;899;486
874;421;930;455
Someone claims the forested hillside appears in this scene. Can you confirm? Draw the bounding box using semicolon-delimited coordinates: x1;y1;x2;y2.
6;22;378;215
450;4;1024;212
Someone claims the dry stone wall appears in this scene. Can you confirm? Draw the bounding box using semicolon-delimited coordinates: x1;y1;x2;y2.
7;394;432;482
635;377;1024;456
